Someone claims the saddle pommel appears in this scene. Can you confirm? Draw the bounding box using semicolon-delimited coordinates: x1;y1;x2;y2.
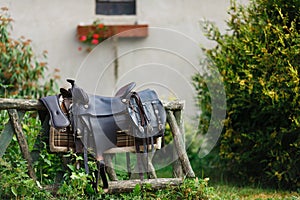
67;79;89;105
67;79;75;86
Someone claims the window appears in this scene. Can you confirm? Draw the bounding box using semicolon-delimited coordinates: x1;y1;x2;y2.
96;0;136;15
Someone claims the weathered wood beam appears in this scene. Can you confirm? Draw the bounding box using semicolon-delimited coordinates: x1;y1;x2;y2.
8;109;37;181
107;178;183;193
0;98;183;111
162;100;185;111
0;98;45;111
166;110;195;178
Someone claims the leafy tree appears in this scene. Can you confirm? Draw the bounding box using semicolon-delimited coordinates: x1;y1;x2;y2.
194;0;300;189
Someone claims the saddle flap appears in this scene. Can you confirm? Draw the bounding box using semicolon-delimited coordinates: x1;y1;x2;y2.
39;95;70;128
127;89;166;138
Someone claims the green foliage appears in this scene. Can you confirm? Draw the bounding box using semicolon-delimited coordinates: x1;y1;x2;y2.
0;148;52;199
57;152;98;199
55;152;214;199
0;7;59;98
34;142;64;185
0;111;63;198
194;0;300;189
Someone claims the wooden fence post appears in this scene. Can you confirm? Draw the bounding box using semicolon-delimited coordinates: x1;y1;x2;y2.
8;109;37;181
166;110;195;178
172;109;184;178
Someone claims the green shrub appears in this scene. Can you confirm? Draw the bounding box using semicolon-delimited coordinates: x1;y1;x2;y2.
0;152;53;199
0;7;58;98
194;0;300;189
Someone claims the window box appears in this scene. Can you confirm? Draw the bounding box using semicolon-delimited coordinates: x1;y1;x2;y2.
77;24;148;39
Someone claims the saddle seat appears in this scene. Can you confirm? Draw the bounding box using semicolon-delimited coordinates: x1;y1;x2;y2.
72;82;136;116
73;95;127;116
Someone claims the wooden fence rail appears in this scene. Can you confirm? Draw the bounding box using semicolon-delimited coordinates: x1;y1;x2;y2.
0;98;195;191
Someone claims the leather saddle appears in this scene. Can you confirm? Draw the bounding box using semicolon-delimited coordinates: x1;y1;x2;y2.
40;79;166;156
39;79;166;191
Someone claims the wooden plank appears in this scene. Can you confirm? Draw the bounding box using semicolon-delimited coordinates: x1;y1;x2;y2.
166;110;195;178
107;178;183;193
77;24;148;38
8;109;37;181
0;111;25;158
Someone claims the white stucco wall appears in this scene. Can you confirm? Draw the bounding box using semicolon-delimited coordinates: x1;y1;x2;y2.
1;0;248;116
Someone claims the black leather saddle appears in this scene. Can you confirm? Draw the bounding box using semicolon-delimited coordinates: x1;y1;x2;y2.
39;79;167;191
40;80;166;155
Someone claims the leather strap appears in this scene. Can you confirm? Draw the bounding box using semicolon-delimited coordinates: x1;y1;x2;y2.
94;160;108;192
131;92;147;127
152;102;165;147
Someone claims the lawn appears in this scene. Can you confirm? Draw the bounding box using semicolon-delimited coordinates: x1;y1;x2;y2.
211;184;300;200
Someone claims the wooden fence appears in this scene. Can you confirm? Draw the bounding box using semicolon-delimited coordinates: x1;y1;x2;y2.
0;98;195;192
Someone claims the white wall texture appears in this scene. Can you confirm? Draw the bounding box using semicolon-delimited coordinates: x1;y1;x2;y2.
1;0;248;116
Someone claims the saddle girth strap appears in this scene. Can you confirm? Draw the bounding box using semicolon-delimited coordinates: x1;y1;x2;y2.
131;92;147;127
152;103;165;148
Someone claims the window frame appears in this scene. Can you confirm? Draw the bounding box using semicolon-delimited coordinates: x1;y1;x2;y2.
95;0;136;16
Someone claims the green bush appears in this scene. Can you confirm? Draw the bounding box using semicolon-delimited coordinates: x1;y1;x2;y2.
194;0;300;189
0;7;58;98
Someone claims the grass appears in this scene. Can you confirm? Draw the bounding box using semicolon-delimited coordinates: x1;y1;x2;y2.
211;184;300;200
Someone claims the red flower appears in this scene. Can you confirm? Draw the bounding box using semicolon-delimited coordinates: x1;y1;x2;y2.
91;39;99;45
79;35;87;42
92;34;100;39
98;23;104;29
